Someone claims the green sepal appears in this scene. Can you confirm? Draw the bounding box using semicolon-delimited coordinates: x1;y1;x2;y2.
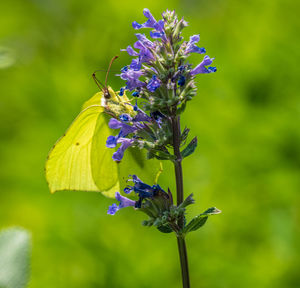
181;137;197;158
183;207;221;234
157;225;173;233
148;148;176;161
180;127;190;143
177;101;187;114
178;193;195;209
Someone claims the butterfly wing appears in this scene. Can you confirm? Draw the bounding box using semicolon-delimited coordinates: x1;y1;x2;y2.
46;88;161;198
45;104;105;193
91;112;119;197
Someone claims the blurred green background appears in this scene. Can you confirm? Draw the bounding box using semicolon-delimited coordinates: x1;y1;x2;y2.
0;0;299;287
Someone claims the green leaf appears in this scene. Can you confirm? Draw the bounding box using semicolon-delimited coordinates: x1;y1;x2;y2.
0;228;31;288
181;137;197;158
180;127;190;143
183;207;221;234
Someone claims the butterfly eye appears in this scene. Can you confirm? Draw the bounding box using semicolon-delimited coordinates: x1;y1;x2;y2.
104;88;111;99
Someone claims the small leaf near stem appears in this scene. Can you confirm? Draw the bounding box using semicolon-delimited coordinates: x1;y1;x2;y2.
183;207;222;234
181;137;197;159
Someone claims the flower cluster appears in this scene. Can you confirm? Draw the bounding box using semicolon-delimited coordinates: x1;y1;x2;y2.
118;8;216;113
107;175;167;214
107;175;197;234
105;9;216;163
105;9;222;238
105;102;171;161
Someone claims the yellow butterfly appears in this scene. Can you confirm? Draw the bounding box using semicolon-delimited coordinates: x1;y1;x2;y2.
45;57;160;197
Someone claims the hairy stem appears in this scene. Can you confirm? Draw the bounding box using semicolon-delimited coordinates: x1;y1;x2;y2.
177;236;190;288
172;115;190;288
172;115;184;206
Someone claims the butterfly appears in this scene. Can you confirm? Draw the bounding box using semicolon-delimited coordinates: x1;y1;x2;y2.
45;56;160;197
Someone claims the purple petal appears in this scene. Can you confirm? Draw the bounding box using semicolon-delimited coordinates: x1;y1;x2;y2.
134;41;145;50
106;135;117;148
143;8;155;21
124;187;132;194
135;33;155;48
108;118;122;129
189;34;200;44
132;21;143;29
190;56;216;75
119;114;132;122
120;125;137;136
147;75;161;92
126;46;139;56
150;31;164;39
202;55;214;66
115;192;136;208
112;138;134;161
107;203;119;215
130;58;142;71
154;20;164;32
108;118;137;136
134;110;151;122
185;35;206;54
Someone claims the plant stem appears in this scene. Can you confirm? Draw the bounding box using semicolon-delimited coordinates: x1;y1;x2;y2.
172;115;190;288
177;236;190;288
172;115;184;206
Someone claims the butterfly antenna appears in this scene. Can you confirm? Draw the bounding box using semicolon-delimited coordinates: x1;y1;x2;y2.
105;55;119;88
92;71;105;91
92;56;119;99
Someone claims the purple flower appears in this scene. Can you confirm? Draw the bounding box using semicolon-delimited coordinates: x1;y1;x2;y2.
127;40;156;70
125;175;165;208
184;35;206;55
120;68;146;90
177;75;186;87
119;114;132;122
190;55;217;75
107;192;136;215
150;31;164;39
135;42;155;63
119;87;125;96
116;192;135;208
106;119;139;162
106;135;118;148
121;66;128;72
129;58;141;71
135;34;155;49
132;9;166;40
132;8;162;31
126;175;154;199
107;203;119;215
120;68;144;80
106;102;155;161
134;110;152;122
108;118;137;136
123;45;139;57
147;75;161;92
112;138;134;161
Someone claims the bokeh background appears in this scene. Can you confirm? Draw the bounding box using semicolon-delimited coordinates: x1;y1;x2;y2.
0;0;299;287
